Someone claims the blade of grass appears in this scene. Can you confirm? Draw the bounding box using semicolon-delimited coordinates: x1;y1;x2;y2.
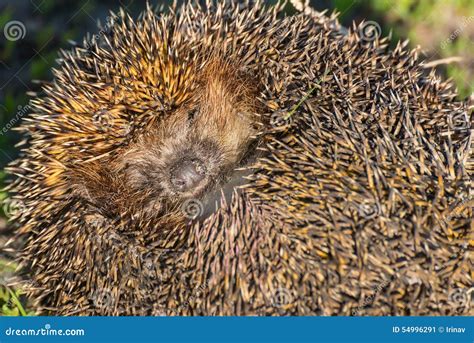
285;67;330;119
7;287;27;316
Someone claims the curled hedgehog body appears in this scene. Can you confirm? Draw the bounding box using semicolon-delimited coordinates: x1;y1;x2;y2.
6;1;473;315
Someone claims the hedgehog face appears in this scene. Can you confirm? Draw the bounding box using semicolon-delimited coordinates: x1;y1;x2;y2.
117;60;259;213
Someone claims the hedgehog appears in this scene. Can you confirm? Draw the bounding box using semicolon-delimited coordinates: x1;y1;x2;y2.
4;0;473;316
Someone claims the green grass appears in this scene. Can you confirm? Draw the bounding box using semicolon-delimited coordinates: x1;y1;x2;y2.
364;0;474;98
0;286;35;316
1;172;35;316
0;260;35;316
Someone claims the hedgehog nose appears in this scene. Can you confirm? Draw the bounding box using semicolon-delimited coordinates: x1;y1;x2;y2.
171;160;206;192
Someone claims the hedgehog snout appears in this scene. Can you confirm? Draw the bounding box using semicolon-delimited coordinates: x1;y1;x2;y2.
170;158;207;192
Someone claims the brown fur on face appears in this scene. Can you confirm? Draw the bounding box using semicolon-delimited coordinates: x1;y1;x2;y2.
73;59;261;219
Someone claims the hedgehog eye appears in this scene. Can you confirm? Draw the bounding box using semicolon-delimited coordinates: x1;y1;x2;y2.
188;109;198;122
